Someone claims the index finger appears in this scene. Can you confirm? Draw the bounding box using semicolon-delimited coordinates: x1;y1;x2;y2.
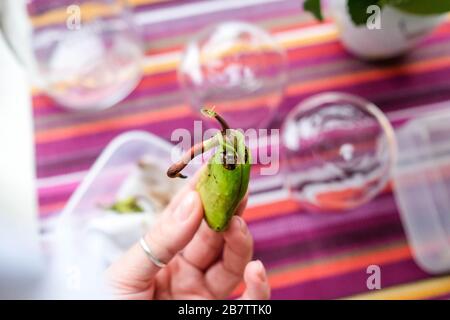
165;165;206;213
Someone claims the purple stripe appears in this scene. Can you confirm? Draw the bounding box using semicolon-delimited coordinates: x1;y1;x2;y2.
286;31;450;80
31;0;298;38
249;193;400;251
132;0;203;13
252;213;405;269
33;105;66;118
28;0;94;15
273;68;450;127
138;0;300;41
433;292;450;300
269;258;429;299
35;117;197;177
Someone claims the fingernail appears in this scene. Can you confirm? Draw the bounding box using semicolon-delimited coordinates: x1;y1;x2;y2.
235;216;247;234
174;191;196;221
255;260;266;282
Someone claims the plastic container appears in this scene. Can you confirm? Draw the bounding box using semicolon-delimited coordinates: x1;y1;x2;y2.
50;131;197;298
393;112;450;274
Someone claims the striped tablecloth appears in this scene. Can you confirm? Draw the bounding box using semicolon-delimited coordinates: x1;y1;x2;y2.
32;0;450;299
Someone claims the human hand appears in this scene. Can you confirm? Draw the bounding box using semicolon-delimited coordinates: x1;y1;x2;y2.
105;176;270;300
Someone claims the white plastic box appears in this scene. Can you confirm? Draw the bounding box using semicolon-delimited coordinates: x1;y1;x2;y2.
394;112;450;274
49;131;197;298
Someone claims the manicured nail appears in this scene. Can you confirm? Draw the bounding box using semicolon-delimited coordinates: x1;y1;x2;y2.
235;216;247;234
174;191;196;221
255;260;266;282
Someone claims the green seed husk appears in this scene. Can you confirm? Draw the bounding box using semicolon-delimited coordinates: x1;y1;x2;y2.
167;108;251;231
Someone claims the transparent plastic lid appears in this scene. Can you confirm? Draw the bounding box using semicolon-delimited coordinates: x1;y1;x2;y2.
394;112;450;274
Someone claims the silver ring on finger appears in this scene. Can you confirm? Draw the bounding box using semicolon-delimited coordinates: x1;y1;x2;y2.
139;237;167;268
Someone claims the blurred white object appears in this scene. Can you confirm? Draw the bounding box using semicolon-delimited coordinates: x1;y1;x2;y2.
87;212;153;263
0;1;37;229
0;217;43;299
0;0;42;298
394;111;450;274
0;0;34;67
330;0;445;60
0;0;39;288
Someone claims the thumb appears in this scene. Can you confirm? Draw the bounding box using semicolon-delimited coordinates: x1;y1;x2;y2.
106;191;203;293
239;260;271;300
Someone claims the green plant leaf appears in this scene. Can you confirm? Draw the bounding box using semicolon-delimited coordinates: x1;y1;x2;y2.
303;0;323;21
109;197;144;213
383;0;450;15
347;0;384;25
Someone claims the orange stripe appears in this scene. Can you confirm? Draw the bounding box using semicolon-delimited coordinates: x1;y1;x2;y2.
244;199;300;222
287;55;450;96
287;40;343;60
33;95;57;110
39;201;67;216
35;104;192;143
270;19;334;33
348;275;450;300
129;0;171;5
32;72;178;110
233;243;411;296
134;71;178;91
35;91;282;143
144;20;335;56
139;19;450;57
30;0;171;27
434;19;450;34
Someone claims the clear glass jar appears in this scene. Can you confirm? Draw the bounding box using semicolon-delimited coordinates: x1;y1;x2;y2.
27;0;143;111
179;21;288;130
282;92;397;211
